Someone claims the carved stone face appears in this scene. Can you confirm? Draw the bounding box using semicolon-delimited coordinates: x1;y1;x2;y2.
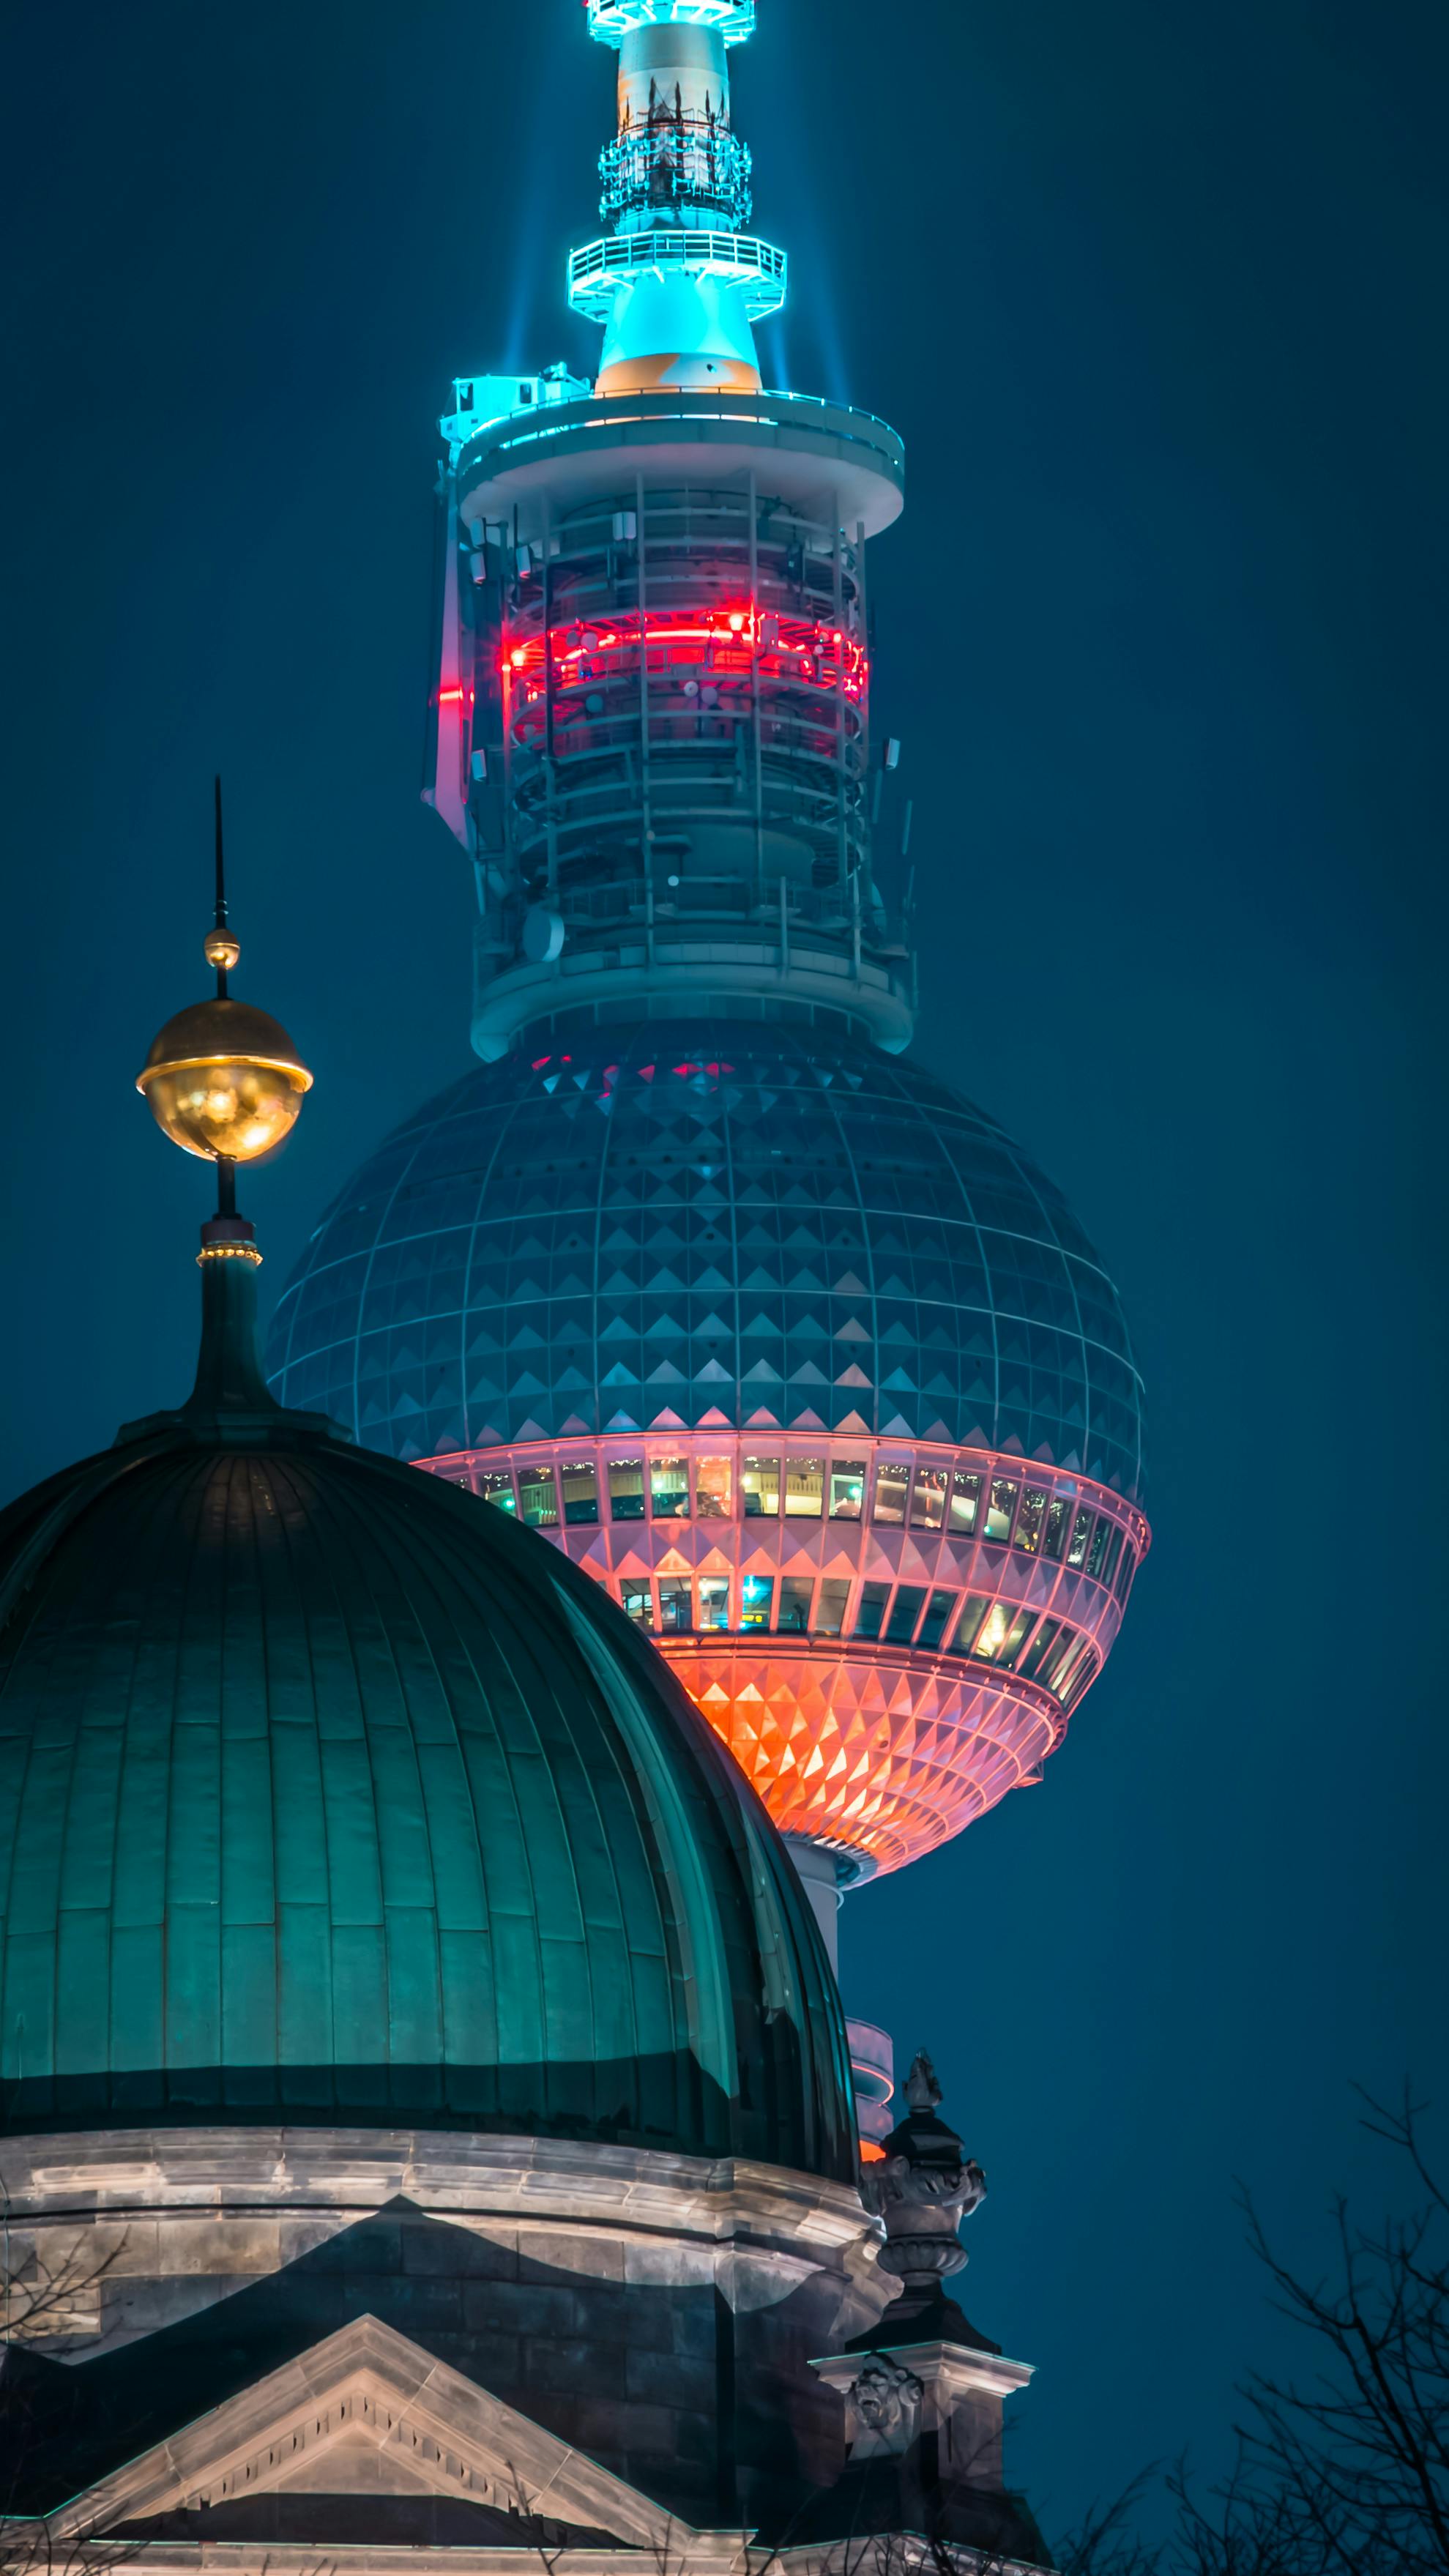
852;2356;923;2453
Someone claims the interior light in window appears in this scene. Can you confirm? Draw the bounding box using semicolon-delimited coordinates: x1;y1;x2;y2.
910;1465;947;1532
854;1580;891;1640
1067;1508;1094;1569
479;1470;517;1514
972;1601;1012;1661
608;1456;646;1521
651;1456;690;1519
1015;1488;1048;1554
742;1454;781;1516
785;1456;824;1517
986;1478;1019;1544
1087;1517;1111;1579
739;1573;773;1631
1043;1498;1070;1561
696;1455;733;1519
1018;1616;1062;1680
698;1576;730;1630
952;1595;990;1655
998;1609;1036;1668
518;1464;559;1529
874;1460;910;1526
829;1459;866;1519
949;1470;981;1535
561;1459;599;1525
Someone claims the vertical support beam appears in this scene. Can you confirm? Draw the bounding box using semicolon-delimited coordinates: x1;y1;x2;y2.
637;469;654;968
543;496;559;898
748;471;765;912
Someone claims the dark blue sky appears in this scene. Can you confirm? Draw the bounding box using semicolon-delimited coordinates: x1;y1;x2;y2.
4;0;1445;2539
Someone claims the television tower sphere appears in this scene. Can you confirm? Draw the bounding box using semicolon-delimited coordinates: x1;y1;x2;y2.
269;0;1149;1918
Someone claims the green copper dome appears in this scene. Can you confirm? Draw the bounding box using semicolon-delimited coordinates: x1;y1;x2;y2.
0;1250;855;2177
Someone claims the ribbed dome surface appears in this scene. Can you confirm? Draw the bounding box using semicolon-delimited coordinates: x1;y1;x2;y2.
0;1383;854;2173
267;1020;1145;1500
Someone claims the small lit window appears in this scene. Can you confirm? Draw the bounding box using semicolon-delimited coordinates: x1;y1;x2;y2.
696;1455;733;1519
874;1460;910;1525
775;1576;813;1634
886;1585;926;1645
742;1454;781;1516
972;1601;1013;1661
561;1459;599;1525
479;1470;517;1514
1015;1487;1048;1555
986;1478;1019;1544
739;1573;773;1631
698;1577;730;1630
1018;1616;1062;1680
658;1577;693;1634
830;1459;866;1519
815;1578;851;1637
517;1465;559;1529
785;1456;824;1517
1114;1542;1136;1606
1066;1508;1094;1569
651;1456;690;1519
910;1465;947;1532
1043;1498;1070;1561
608;1456;646;1521
1098;1526;1124;1587
1043;1632;1088;1698
916;1588;956;1650
949;1470;981;1536
952;1595;991;1656
1087;1517;1112;1579
854;1580;891;1640
620;1580;654;1627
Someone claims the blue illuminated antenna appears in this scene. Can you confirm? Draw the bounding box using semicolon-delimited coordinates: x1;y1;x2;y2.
573;0;781;395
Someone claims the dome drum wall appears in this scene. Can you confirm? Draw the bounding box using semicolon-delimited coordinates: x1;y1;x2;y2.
0;2126;890;2531
267;1023;1149;1878
420;1432;1145;1872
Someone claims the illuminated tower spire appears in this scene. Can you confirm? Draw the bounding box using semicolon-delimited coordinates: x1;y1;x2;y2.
574;0;782;395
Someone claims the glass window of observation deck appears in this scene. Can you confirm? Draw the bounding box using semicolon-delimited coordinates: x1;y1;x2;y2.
776;1577;813;1634
830;1459;865;1519
740;1574;773;1630
562;1459;599;1525
697;1456;732;1519
986;1478;1019;1544
874;1461;910;1525
608;1456;646;1520
1043;1497;1070;1561
917;1589;956;1650
1067;1507;1094;1568
785;1456;824;1516
1087;1517;1113;1579
1019;1616;1063;1682
950;1470;982;1535
1015;1488;1048;1555
910;1465;947;1532
699;1577;729;1630
652;1456;690;1518
854;1580;891;1639
518;1465;559;1529
742;1454;780;1516
659;1578;692;1634
952;1596;990;1655
886;1585;926;1645
815;1579;850;1637
621;1580;653;1626
479;1470;516;1514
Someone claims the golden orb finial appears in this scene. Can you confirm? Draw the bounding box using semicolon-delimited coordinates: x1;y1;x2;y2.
137;778;313;1166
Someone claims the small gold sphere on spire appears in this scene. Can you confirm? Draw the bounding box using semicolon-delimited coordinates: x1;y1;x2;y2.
137;995;313;1162
204;927;242;973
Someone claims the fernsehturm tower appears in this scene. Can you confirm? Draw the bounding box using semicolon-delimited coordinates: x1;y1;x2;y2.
269;0;1150;2036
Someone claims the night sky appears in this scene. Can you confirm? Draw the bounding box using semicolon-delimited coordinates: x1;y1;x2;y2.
4;0;1446;2539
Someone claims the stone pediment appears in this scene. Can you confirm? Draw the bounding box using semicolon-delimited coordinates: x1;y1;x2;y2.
49;2312;740;2561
